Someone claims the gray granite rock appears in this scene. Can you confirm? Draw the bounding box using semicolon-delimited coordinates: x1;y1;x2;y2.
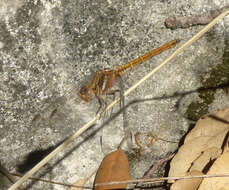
1;0;229;189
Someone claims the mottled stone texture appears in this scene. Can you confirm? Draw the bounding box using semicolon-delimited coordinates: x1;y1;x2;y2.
1;0;229;189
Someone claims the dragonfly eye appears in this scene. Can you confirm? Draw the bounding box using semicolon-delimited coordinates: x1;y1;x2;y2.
79;86;93;102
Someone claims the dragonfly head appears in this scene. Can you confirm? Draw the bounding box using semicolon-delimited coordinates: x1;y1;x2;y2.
79;86;94;102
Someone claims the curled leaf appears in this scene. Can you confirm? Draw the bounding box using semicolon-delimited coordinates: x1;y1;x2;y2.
198;150;229;190
185;109;229;143
169;136;211;179
94;149;131;190
189;147;221;172
169;108;229;180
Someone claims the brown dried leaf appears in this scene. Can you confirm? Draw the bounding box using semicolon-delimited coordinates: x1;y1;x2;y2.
169;129;229;180
170;170;203;190
190;147;222;172
169;136;211;179
169;108;229;180
185;108;229;143
94;149;131;190
198;150;229;190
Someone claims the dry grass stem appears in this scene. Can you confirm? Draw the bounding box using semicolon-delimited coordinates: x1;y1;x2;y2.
10;172;229;189
95;173;229;187
10;173;92;189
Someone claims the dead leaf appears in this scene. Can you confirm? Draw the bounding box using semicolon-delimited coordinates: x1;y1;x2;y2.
169;108;229;188
169;136;211;180
189;147;221;172
169;130;229;179
169;117;229;180
170;170;203;190
198;150;229;190
185;108;229;143
94;149;131;190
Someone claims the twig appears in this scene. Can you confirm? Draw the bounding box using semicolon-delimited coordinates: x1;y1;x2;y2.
9;169;97;189
0;161;25;190
144;153;175;179
165;5;229;29
134;153;175;189
10;172;93;189
8;9;229;190
95;173;229;187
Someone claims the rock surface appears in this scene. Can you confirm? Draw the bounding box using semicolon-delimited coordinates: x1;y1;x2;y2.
1;0;229;189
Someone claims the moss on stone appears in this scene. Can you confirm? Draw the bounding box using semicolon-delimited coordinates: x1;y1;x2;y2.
187;38;229;121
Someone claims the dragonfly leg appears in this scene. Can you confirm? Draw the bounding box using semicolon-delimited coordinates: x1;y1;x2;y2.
95;95;108;119
105;89;122;115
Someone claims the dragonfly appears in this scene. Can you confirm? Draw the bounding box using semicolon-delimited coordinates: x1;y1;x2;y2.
79;39;180;104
